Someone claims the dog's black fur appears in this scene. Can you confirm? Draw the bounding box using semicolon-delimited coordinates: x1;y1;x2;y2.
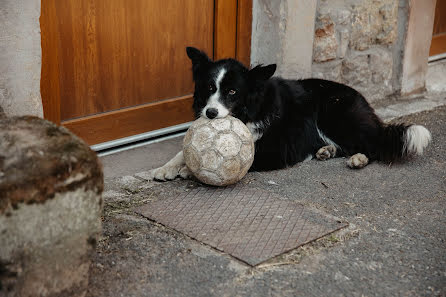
186;47;429;171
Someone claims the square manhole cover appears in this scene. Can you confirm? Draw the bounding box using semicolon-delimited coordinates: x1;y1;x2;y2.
135;185;347;266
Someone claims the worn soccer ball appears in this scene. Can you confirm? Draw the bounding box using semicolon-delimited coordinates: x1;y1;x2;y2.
183;116;255;186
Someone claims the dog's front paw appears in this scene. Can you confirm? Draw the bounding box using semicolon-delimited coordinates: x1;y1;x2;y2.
179;166;192;179
152;151;186;181
153;165;181;181
316;145;337;161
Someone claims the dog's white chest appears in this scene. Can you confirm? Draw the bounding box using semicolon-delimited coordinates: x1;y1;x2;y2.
246;121;265;142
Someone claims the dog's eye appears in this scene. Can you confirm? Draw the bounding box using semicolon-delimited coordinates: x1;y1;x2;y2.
228;89;236;95
208;84;215;91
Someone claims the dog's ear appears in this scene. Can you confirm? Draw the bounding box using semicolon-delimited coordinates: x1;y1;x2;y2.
248;64;276;81
186;47;211;79
186;47;211;66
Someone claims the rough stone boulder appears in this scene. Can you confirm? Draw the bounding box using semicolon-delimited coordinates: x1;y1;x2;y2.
0;116;103;297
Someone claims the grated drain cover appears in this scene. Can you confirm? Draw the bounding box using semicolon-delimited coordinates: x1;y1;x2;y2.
135;185;347;266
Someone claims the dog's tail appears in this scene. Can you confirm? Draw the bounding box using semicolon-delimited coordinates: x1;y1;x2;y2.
377;124;432;162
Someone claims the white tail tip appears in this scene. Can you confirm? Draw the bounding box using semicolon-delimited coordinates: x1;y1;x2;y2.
404;125;432;156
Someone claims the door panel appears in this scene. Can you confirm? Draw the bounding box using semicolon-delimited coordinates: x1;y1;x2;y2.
52;0;213;120
214;0;237;60
430;0;446;56
41;0;252;145
63;95;194;145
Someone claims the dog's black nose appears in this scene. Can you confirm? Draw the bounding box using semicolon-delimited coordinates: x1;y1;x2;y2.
206;108;218;119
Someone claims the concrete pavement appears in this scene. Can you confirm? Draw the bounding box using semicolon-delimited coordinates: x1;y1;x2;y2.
89;99;446;297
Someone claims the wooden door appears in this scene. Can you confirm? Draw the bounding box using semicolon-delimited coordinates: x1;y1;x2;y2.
41;0;252;145
430;0;446;56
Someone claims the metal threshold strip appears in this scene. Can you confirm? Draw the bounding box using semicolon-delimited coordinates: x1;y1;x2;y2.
428;53;446;63
92;122;192;157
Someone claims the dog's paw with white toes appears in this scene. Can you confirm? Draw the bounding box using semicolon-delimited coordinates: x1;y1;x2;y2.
152;151;186;181
347;153;369;169
153;165;181;181
316;145;337;161
179;166;192;179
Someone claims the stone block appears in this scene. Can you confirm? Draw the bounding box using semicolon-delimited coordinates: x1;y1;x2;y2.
350;3;378;51
312;60;343;82
350;0;397;51
329;7;351;26
370;48;393;85
376;2;398;45
338;28;350;59
313;14;338;62
341;51;371;88
341;48;394;102
0;116;103;297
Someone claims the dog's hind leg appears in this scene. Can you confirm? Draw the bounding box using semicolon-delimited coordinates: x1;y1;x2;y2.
316;145;337;161
346;153;369;169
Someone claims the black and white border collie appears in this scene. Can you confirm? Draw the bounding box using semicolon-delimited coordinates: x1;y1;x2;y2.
152;47;432;180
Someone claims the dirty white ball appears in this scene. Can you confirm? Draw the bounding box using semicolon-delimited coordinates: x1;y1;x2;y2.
183;116;255;186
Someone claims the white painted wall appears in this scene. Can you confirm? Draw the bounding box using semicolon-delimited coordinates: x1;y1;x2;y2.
0;0;43;117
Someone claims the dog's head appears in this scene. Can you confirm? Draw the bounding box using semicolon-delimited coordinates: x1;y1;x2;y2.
186;47;276;122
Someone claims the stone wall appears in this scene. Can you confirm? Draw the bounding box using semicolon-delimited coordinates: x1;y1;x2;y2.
0;0;43;117
312;0;401;102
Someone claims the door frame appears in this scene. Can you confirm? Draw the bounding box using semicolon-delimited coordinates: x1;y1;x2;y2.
400;0;437;95
429;0;446;57
40;0;252;145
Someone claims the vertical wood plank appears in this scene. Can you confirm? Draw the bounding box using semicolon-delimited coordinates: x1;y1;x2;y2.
429;34;446;56
236;0;253;67
214;0;238;60
429;0;446;56
40;0;61;124
432;0;446;36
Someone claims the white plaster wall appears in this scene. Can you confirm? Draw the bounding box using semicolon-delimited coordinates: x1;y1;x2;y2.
0;0;43;117
251;0;317;79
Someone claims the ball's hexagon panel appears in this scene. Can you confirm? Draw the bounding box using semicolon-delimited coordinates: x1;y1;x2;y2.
220;158;241;183
210;118;231;131
215;132;242;158
197;170;223;186
183;128;193;147
239;161;253;180
232;119;252;140
201;149;223;171
183;146;201;173
190;126;216;151
240;143;254;163
192;117;209;128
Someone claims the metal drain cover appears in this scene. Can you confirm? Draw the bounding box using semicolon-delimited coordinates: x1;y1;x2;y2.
136;185;347;266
